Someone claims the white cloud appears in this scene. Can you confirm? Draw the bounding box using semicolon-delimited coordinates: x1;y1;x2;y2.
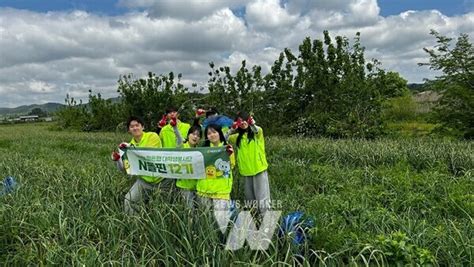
118;0;249;20
245;0;300;31
352;10;474;81
0;1;473;108
286;0;380;28
28;80;56;93
0;7;252;107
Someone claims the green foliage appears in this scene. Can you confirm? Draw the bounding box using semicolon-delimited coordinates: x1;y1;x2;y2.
207;61;265;118
84;90;122;131
296;32;384;138
371;231;435;265
380;81;439;138
1;124;473;265
382;92;417;122
420;30;474;139
117;72;190;129
209;31;399;138
385;122;437;138
57;72;194;131
55;94;90;130
56;92;122;132
373;71;409;99
54;30;461;139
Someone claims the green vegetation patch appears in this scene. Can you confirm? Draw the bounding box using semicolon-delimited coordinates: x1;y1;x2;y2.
0;124;472;265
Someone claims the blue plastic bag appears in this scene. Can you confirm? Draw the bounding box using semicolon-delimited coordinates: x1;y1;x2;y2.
279;211;314;245
0;176;18;196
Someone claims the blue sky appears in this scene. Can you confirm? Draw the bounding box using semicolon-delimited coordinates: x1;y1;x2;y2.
1;0;472;16
0;0;127;15
378;0;473;16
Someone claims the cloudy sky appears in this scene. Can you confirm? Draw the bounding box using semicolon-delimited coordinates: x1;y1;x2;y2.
0;0;473;108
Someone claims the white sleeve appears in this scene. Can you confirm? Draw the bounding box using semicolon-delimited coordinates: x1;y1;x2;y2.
174;125;184;147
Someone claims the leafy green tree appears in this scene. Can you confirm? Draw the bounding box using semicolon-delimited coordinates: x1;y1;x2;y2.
85;90;122;131
117;71;189;129
207;61;265;118
206;31;404;138
56;92;122;131
56;94;90;130
372;71;409;98
266;31;386;138
262;49;299;134
419;30;474;139
55;31;408;138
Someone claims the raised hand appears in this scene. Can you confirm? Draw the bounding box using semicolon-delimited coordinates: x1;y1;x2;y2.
119;142;130;149
196;108;206;117
158;115;167;128
232;118;243;129
226;144;234;155
170;117;177;127
247;116;255;126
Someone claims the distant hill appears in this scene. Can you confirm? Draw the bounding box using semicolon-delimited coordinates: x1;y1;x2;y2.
0;102;65;116
407;83;425;92
0;97;123;117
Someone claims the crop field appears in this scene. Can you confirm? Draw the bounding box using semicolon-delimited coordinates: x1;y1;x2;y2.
0;123;473;265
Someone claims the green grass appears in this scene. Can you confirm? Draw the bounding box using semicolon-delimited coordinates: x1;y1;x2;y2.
1;123;473;265
385;121;438;138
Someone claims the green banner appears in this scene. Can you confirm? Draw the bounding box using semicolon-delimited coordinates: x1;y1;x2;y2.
122;147;231;179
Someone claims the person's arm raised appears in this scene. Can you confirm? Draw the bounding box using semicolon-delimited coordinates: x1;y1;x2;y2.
247;116;259;134
172;118;184;147
225;119;241;140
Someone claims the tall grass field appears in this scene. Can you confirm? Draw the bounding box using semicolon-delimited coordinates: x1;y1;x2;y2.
0;123;472;265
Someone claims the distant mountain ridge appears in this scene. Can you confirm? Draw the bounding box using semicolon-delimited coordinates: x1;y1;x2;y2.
0;97;122;116
0;102;65;116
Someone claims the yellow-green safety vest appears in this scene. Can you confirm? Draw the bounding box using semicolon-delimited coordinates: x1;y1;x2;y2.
228;126;268;176
196;142;235;200
176;142;198;190
129;132;163;184
159;121;191;148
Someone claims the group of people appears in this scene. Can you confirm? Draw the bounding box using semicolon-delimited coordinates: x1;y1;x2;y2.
111;107;271;219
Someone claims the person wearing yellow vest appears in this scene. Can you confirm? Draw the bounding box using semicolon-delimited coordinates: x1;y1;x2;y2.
174;125;202;208
157;106;191;148
227;111;271;215
111;116;165;215
155;106;191;196
196;124;235;230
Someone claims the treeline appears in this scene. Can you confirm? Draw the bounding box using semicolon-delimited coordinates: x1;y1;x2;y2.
56;30;473;139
